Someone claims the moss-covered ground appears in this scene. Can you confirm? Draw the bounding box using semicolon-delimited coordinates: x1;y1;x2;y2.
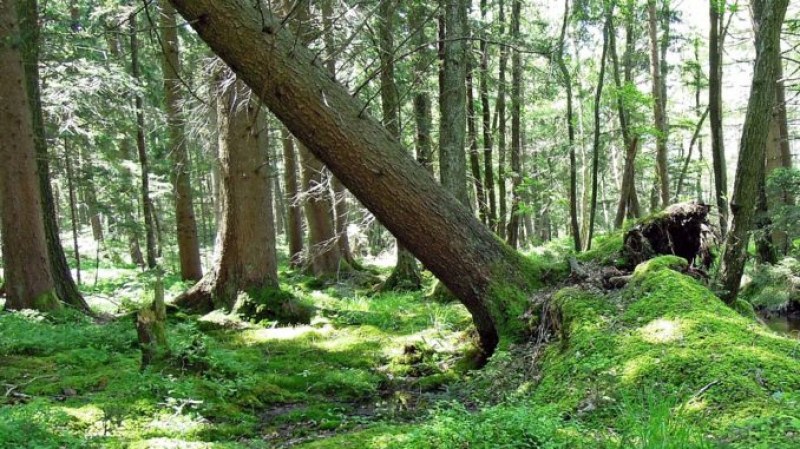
2;245;800;448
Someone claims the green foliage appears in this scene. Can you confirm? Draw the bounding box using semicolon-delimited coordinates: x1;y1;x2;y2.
233;286;315;325
578;232;626;266
741;257;800;314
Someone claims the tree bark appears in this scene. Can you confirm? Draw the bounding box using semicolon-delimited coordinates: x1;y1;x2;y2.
709;0;729;236
479;0;497;229
159;0;203;281
557;0;582;250
468;62;488;223
439;0;470;207
587;9;612;251
647;0;669;210
168;0;537;358
496;0;509;238
281;126;304;267
410;2;434;173
0;0;60;311
130;10;158;269
175;75;279;312
379;0;422;291
717;0;788;304
506;0;522;249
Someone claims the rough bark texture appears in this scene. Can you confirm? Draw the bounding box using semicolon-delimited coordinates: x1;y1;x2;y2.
506;0;522;248
168;0;537;358
159;0;203;281
439;0;470;207
647;0;669;210
281;127;304;267
709;0;729;236
174;76;279;312
557;0;582;250
717;0;788;304
0;0;60;311
18;0;89;312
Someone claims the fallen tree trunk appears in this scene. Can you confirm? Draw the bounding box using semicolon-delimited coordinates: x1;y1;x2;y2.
623;202;714;269
168;0;536;359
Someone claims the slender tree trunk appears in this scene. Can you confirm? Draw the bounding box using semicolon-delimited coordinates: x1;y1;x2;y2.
159;0;203;281
439;0;470;207
506;0;522;248
709;0;729;235
647;0;669;209
130;11;157;269
496;0;508;238
321;0;358;267
479;0;496;228
0;0;60;311
175;75;279;312
18;0;89;312
379;0;422;291
282;127;304;267
557;0;582;249
587;8;612;250
467;62;488;223
410;2;434;173
717;0;788;304
64;137;81;286
169;0;539;359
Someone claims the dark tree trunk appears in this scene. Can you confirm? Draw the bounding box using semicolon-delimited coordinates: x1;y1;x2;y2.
159;0;203;281
281;127;304;267
468;62;488;223
169;0;538;359
717;0;789;304
175;76;279;313
479;0;496;228
557;0;581;250
130;11;158;269
0;0;59;311
496;0;508;238
506;0;522;249
709;0;729;236
18;0;90;312
647;0;669;210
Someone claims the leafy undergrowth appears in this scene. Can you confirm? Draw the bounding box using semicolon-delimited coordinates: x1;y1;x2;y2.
296;256;800;449
0;271;474;448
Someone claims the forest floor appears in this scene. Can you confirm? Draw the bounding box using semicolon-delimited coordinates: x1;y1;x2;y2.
2;237;800;448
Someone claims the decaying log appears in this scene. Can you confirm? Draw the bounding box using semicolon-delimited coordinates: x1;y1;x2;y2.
623;202;715;269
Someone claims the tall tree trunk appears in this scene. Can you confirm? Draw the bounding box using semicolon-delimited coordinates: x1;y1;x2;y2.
175;75;279;312
169;0;539;359
709;0;728;235
647;0;669;209
18;0;89;312
410;1;434;173
0;0;60;311
439;0;470;207
321;0;358;268
130;10;157;269
64;137;81;286
717;0;789;304
496;0;508;238
557;0;582;250
379;0;422;291
587;8;612;250
479;0;496;228
506;0;522;248
468;62;488;223
282;127;304;267
159;0;203;281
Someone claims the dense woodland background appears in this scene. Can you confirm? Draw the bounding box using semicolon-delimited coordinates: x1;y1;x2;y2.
1;0;800;448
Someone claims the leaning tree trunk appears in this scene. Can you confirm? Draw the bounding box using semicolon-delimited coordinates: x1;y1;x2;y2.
18;0;90;312
717;0;789;304
0;0;60;311
159;0;203;281
168;0;538;359
174;75;279;313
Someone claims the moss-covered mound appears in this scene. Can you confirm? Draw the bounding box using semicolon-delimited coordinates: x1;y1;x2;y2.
299;256;800;448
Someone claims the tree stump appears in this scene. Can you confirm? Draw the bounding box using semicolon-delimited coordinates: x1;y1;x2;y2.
623;202;715;269
136;270;168;370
